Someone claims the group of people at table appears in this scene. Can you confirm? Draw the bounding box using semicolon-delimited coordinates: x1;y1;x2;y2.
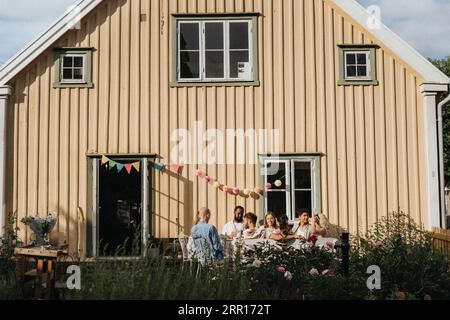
188;206;330;261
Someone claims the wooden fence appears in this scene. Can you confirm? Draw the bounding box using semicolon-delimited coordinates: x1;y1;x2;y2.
431;228;450;257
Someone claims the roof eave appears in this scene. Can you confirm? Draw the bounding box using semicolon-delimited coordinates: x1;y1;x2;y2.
0;0;104;86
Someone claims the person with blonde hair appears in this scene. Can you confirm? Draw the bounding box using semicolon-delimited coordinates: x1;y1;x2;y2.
260;212;281;240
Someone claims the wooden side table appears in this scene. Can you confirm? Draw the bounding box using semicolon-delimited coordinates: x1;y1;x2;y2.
15;246;68;299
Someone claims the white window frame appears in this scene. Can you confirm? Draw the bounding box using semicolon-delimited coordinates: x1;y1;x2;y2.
60;53;86;84
263;157;320;222
344;51;371;81
177;19;253;82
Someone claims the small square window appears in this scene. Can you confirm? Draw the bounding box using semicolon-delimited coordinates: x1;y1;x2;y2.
338;45;378;86
54;48;93;88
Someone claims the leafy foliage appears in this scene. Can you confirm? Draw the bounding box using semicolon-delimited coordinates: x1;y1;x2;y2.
351;211;450;300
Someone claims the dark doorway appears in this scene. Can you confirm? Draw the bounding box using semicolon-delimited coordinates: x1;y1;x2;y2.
98;162;142;256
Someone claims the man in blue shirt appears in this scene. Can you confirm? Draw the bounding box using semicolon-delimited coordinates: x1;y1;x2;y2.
191;207;224;263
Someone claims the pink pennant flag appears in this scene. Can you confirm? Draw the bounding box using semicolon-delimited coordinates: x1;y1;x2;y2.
124;163;133;174
170;163;182;174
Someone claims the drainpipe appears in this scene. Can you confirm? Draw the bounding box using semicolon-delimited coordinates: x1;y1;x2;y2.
0;85;11;238
437;87;450;229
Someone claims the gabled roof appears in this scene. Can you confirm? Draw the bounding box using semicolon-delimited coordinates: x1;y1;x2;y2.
0;0;449;86
331;0;450;84
0;0;103;85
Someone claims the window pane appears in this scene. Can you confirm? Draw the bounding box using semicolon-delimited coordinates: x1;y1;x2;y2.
180;51;200;79
229;22;249;49
346;66;357;77
63;57;73;68
62;68;72;79
74;56;83;68
294;191;312;218
267;192;287;217
229;51;249;78
357;53;367;64
205;51;224;78
74;68;84;80
205;22;224;50
179;23;199;50
346;53;356;65
357;66;368;77
294;162;311;189
266;162;286;189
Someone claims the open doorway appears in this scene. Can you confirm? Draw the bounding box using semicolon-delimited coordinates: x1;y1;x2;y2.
98;161;142;256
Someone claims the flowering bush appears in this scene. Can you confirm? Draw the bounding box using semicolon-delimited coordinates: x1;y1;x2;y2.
351;211;450;300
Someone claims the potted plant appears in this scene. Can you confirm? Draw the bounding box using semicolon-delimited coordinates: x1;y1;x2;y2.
21;214;57;247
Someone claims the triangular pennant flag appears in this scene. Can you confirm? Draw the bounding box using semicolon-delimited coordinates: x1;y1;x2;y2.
124;163;133;174
170;163;181;174
155;162;165;172
101;155;109;166
116;163;124;172
132;162;140;172
109;160;117;170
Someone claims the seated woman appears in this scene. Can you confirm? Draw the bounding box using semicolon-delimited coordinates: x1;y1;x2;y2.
242;212;262;239
311;213;329;237
260;212;281;239
292;211;312;240
269;214;301;241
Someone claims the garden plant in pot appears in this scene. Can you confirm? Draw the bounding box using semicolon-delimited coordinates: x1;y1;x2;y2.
21;214;57;247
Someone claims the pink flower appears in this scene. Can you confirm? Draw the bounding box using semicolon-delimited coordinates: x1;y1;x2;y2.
277;266;286;273
325;241;335;249
322;269;336;276
284;271;293;281
308;234;318;244
374;241;385;250
309;268;319;276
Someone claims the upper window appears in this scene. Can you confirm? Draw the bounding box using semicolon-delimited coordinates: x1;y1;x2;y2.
338;45;378;86
174;17;258;85
53;48;93;88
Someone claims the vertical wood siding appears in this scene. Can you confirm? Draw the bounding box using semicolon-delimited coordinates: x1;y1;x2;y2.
5;0;427;255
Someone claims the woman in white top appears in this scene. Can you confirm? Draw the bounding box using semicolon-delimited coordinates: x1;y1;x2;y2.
260;212;281;240
293;211;312;240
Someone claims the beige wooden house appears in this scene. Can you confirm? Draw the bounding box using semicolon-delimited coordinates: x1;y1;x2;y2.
0;0;449;257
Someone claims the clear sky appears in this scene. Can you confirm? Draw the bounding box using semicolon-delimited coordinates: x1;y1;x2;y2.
0;0;449;67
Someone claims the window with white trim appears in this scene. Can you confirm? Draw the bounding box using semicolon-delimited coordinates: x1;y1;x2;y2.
177;19;254;82
263;157;321;221
344;51;371;80
60;54;86;83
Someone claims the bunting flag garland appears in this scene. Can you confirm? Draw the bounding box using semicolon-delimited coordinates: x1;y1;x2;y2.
170;164;182;174
124;163;133;174
155;162;166;172
101;155;141;175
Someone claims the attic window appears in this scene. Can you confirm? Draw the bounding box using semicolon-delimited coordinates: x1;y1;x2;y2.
53;48;94;88
338;45;379;86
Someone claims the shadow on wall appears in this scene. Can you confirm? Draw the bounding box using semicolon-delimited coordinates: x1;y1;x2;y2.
151;164;194;238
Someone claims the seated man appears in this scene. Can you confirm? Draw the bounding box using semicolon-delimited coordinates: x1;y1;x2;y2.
222;205;245;239
191;207;224;262
242;212;262;239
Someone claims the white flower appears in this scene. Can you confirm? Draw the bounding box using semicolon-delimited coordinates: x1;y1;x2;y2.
309;268;319;276
252;259;262;268
284;271;293;281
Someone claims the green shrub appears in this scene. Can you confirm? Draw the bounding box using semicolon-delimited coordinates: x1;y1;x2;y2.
351;211;450;300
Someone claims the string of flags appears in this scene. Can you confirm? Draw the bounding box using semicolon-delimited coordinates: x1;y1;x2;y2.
101;155;284;196
101;155;141;174
194;169;284;198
